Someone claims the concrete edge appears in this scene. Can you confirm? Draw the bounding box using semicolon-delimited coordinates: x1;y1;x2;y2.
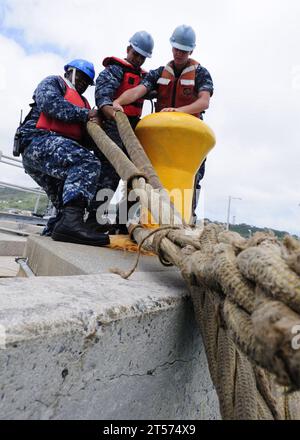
24;237;87;275
0;273;190;346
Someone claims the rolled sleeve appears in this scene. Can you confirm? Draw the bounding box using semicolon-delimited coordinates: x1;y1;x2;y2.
141;67;164;92
196;66;214;96
95;65;124;108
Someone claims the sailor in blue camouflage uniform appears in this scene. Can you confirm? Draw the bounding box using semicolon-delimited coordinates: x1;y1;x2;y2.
114;25;214;224
91;31;154;231
19;59;109;246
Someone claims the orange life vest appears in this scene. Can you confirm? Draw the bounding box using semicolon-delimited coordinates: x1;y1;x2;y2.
36;78;90;141
103;57;146;117
156;59;200;118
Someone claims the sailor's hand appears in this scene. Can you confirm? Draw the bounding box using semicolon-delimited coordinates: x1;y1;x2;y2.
101;105;117;120
112;101;124;113
88;109;101;124
160;107;177;112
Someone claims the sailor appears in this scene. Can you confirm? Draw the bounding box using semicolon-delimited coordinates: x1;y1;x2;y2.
113;25;214;223
19;59;109;246
89;31;154;231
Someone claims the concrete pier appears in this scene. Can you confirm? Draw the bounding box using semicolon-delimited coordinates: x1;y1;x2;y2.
0;234;220;420
0;232;26;257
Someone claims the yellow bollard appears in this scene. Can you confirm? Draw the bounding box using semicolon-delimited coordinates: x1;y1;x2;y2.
135;112;216;223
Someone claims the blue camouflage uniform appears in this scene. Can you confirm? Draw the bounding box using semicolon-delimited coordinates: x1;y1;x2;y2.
141;64;214;219
95;64;141;197
19;75;102;210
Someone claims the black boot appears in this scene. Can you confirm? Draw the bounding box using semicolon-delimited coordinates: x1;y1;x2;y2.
41;210;63;237
85;209;113;233
85;199;129;235
52;198;110;247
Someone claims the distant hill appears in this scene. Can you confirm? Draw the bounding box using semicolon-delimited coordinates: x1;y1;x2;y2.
205;218;297;240
0;187;48;216
230;222;293;239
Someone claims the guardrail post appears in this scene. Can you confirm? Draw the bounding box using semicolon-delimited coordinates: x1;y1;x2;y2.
33;194;41;215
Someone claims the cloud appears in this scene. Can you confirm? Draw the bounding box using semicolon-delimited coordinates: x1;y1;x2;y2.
0;0;299;234
0;34;64;185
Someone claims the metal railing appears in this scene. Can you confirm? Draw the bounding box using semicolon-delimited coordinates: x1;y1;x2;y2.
0;181;45;196
0;151;23;169
0;151;47;214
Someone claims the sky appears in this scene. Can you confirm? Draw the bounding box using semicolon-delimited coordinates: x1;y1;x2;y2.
0;0;299;235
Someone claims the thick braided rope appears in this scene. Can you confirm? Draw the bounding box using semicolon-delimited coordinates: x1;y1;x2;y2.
88;118;300;419
130;224;300;419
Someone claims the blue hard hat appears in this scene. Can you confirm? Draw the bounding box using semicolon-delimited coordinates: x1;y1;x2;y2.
170;25;196;51
129;31;154;58
64;59;95;85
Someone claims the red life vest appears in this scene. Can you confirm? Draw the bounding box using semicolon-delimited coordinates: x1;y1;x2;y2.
156;59;200;118
103;57;146;117
36;78;91;141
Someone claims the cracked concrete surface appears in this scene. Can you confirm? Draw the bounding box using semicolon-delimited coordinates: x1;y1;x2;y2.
0;272;220;420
